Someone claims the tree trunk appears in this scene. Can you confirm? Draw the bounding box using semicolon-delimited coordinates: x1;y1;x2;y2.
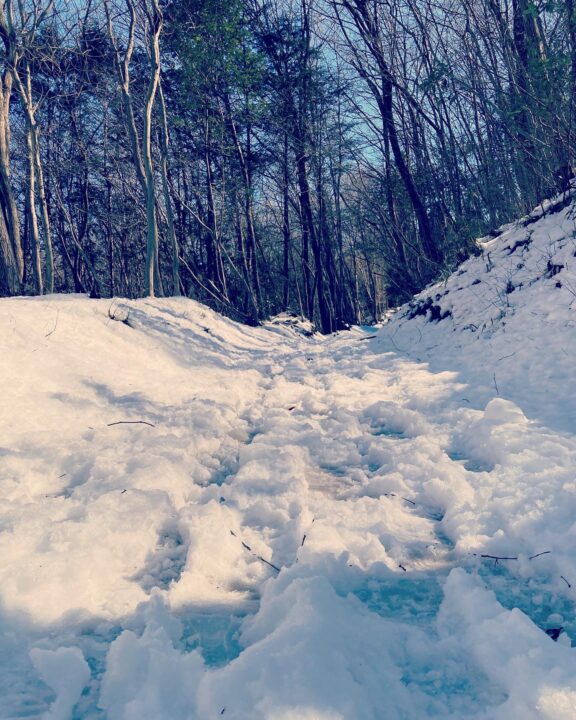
142;0;162;297
25;122;43;293
282;132;291;309
105;0;162;297
158;82;180;296
0;75;22;292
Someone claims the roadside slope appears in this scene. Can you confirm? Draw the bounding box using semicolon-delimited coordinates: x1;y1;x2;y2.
376;192;576;432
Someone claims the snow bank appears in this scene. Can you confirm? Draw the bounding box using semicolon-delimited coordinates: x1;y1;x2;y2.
376;194;576;433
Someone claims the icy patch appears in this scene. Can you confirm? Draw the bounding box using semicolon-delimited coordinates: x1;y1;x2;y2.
181;613;244;667
354;574;445;626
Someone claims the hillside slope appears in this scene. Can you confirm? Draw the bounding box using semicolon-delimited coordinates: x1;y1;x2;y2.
376;191;576;432
1;196;576;719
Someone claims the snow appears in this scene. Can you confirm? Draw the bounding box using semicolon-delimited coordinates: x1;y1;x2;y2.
2;195;576;718
29;647;91;720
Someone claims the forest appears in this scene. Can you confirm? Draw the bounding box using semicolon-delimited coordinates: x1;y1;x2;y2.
0;0;574;331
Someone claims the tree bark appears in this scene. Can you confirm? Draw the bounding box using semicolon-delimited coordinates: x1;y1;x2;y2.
158;82;180;296
0;3;22;292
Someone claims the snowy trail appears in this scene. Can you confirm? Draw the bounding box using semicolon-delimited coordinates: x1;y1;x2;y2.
2;297;576;718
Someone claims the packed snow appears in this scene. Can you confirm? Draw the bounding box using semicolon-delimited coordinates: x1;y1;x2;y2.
2;194;576;718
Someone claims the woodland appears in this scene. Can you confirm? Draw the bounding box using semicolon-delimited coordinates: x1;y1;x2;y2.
0;0;574;331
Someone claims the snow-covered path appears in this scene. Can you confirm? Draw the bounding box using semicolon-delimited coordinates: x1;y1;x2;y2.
2;294;576;719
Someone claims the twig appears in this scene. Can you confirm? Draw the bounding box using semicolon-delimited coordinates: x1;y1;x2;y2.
230;530;280;573
529;550;551;560
560;575;572;588
107;420;156;427
493;373;500;395
384;493;416;507
301;534;307;547
45;310;59;337
476;553;518;564
497;351;518;363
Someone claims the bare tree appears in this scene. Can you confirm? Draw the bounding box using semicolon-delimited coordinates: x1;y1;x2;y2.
105;0;162;297
11;0;56;293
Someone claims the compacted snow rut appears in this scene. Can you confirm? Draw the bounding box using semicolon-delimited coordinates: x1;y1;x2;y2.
2;296;576;719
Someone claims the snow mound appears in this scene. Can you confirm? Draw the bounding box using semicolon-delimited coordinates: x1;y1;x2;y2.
265;312;316;337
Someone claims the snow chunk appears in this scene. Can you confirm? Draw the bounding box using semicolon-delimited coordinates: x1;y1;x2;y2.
483;398;528;425
30;646;90;720
99;598;204;720
197;575;419;719
439;569;576;719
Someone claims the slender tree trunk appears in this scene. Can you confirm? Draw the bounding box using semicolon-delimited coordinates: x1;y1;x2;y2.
105;0;162;297
0;79;22;292
566;0;576;163
295;142;331;333
20;64;54;293
0;206;17;294
204;126;226;297
0;82;19;294
282;132;291;309
25;122;43;293
158;82;180;296
107;179;114;297
379;75;442;268
34;134;53;293
142;0;162;297
295;141;314;321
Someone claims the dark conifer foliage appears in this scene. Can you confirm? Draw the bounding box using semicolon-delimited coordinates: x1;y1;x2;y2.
0;0;574;330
